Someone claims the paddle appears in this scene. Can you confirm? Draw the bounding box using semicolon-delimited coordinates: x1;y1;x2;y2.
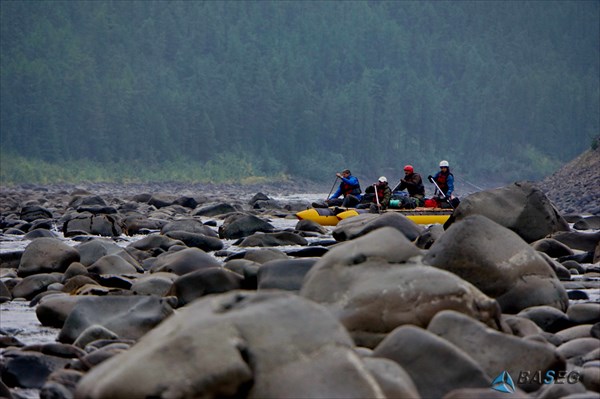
428;175;455;210
373;183;381;213
326;176;339;201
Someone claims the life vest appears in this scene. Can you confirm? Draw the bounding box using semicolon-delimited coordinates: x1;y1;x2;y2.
375;184;386;201
435;172;453;195
341;180;361;197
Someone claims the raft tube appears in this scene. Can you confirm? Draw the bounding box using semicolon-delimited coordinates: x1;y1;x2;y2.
337;209;451;225
296;208;340;226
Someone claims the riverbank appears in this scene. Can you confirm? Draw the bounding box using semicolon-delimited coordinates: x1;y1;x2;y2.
1;181;599;398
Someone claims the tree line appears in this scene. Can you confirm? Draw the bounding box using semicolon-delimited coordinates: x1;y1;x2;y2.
1;1;598;184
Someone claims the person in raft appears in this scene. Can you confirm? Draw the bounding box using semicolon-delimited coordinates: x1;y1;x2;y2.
357;176;392;211
326;169;362;208
392;164;425;207
428;160;460;208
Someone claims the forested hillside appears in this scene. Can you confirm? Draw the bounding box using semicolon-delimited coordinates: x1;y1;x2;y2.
1;1;598;185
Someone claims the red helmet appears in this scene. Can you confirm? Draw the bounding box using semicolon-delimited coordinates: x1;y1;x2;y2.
404;165;414;173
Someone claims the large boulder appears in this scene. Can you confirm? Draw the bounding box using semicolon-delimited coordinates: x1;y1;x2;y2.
19;205;53;222
423;215;569;314
74;240;117;265
11;273;63;300
87;254;142;275
257;258;317;292
164;230;224;252
548;230;600;252
18;238;80;277
127;234;184;253
169;267;244;306
445;181;569;242
239;231;308;247
193;202;239;217
160;219;217;236
130;272;178;296
149;248;221;275
121;214;167;235
57;295;176;344
427;310;566;392
332;212;423;242
1;350;71;389
218;214;274;239
300;227;501;348
74;291;386;399
63;213;123;237
373;325;491;398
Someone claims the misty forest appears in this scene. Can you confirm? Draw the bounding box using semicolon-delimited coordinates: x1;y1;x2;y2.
1;1;598;186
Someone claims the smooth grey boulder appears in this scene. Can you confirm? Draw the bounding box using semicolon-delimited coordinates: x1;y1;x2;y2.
257;258;317;292
517;306;575;333
20;205;53;222
1;350;70;389
531;238;575;258
72;325;119;349
160;219;217;236
35;294;83;328
502;315;544;337
169;267;244;306
0;280;11;302
149;247;221;275
87;254;141;275
127;233;184;253
76;239;135;267
58;295;176;344
63;213;123;237
568;303;600;324
373;325;491;399
121;214;167;235
11;273;63;300
224;259;260;289
548;231;600;252
332;212;424;242
555;325;595;344
18;237;80;277
361;357;421;399
295;219;328;234
218;214;274;239
573;215;600;230
164;230;224;251
427;310;566;392
68;195;107;209
24;229;58;239
130;272;178;296
239;231;308;247
444;181;569;242
227;248;290;264
301;227;501;348
557;338;600;361
415;223;445;249
423;215;569;314
193;202;238;217
74;291;386;399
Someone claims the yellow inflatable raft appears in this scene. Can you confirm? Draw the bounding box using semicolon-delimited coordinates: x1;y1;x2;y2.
296;207;452;226
295;207;341;226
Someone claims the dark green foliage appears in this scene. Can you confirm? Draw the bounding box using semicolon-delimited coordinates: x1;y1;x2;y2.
1;1;598;184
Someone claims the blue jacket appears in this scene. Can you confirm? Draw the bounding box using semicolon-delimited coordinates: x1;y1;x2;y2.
330;175;362;201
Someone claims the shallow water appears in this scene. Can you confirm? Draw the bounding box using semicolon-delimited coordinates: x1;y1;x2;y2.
0;193;333;346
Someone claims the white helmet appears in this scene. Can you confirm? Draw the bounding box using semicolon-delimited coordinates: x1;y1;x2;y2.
439;160;449;167
378;176;387;183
